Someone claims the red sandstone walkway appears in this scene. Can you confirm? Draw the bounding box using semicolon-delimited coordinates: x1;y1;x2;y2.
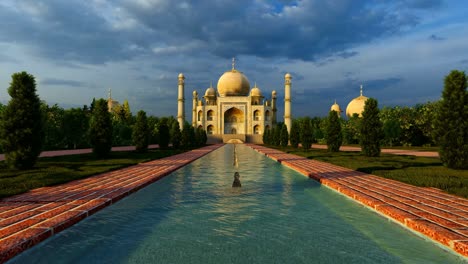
248;144;468;258
312;144;439;157
0;144;223;263
0;144;160;161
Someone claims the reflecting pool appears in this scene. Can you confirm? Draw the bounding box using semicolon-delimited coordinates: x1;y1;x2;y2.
9;144;464;263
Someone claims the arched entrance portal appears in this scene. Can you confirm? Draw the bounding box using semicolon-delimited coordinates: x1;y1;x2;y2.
224;107;245;134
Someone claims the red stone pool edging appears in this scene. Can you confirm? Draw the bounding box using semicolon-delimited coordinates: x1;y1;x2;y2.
0;144;223;263
247;144;468;259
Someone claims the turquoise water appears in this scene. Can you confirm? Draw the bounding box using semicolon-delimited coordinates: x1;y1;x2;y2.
10;145;464;263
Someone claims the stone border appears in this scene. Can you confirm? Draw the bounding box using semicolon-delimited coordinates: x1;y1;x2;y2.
0;144;223;263
247;144;468;259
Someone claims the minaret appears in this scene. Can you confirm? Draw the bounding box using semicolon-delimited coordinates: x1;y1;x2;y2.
177;73;185;130
192;90;198;127
284;73;292;134
271;90;277;124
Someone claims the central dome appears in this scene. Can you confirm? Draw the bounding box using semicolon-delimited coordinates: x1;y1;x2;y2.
217;69;250;96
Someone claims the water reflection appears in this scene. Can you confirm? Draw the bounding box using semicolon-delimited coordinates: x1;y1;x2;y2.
233;144;239;168
232;144;241;188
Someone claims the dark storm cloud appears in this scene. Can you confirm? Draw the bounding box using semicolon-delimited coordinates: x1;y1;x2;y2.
336;51;359;59
429;34;445;41
41;78;87;88
0;0;149;65
0;0;446;65
362;77;403;91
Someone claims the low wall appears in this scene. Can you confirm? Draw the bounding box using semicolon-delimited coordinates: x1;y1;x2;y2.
221;134;246;143
246;134;263;144
207;135;223;144
207;134;264;144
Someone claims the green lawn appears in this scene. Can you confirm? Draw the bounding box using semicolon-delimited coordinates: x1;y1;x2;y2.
0;149;186;199
276;146;468;198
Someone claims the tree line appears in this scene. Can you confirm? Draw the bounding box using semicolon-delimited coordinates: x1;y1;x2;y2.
263;70;467;169
0;71;207;169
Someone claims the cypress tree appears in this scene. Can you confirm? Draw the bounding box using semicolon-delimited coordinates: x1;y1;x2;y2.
289;120;300;148
158;119;170;149
300;117;313;151
132;110;149;152
280;124;289;147
325;110;343;152
194;127;207;147
262;128;270;145
273;124;281;146
0;72;43;169
170;122;181;149
200;128;207;146
181;123;195;149
434;70;468;169
89;99;113;157
122;100;132;122
360;98;383;157
0;103;4;153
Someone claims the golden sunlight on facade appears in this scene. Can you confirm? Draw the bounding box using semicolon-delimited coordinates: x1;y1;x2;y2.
177;59;292;143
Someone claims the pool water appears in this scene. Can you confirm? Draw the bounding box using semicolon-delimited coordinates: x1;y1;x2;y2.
10;144;464;263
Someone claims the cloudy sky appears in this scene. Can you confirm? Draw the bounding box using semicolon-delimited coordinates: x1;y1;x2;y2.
0;0;467;119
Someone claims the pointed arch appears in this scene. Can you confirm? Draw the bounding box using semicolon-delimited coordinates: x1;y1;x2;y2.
207;125;214;134
253;110;260;121
207;110;214;121
197;110;203;121
253;125;260;134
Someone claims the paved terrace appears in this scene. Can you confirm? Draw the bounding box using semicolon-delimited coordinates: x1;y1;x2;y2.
0;144;223;263
248;144;467;258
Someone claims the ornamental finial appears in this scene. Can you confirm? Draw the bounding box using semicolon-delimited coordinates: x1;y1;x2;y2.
360;84;363;96
232;57;236;70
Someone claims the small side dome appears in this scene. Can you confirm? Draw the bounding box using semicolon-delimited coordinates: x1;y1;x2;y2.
178;73;184;78
204;87;216;97
193;90;198;96
285;73;292;79
330;100;341;113
250;83;262;97
272;90;277;95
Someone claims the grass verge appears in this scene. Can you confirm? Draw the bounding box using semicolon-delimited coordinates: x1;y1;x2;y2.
0;149;186;199
274;146;468;198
